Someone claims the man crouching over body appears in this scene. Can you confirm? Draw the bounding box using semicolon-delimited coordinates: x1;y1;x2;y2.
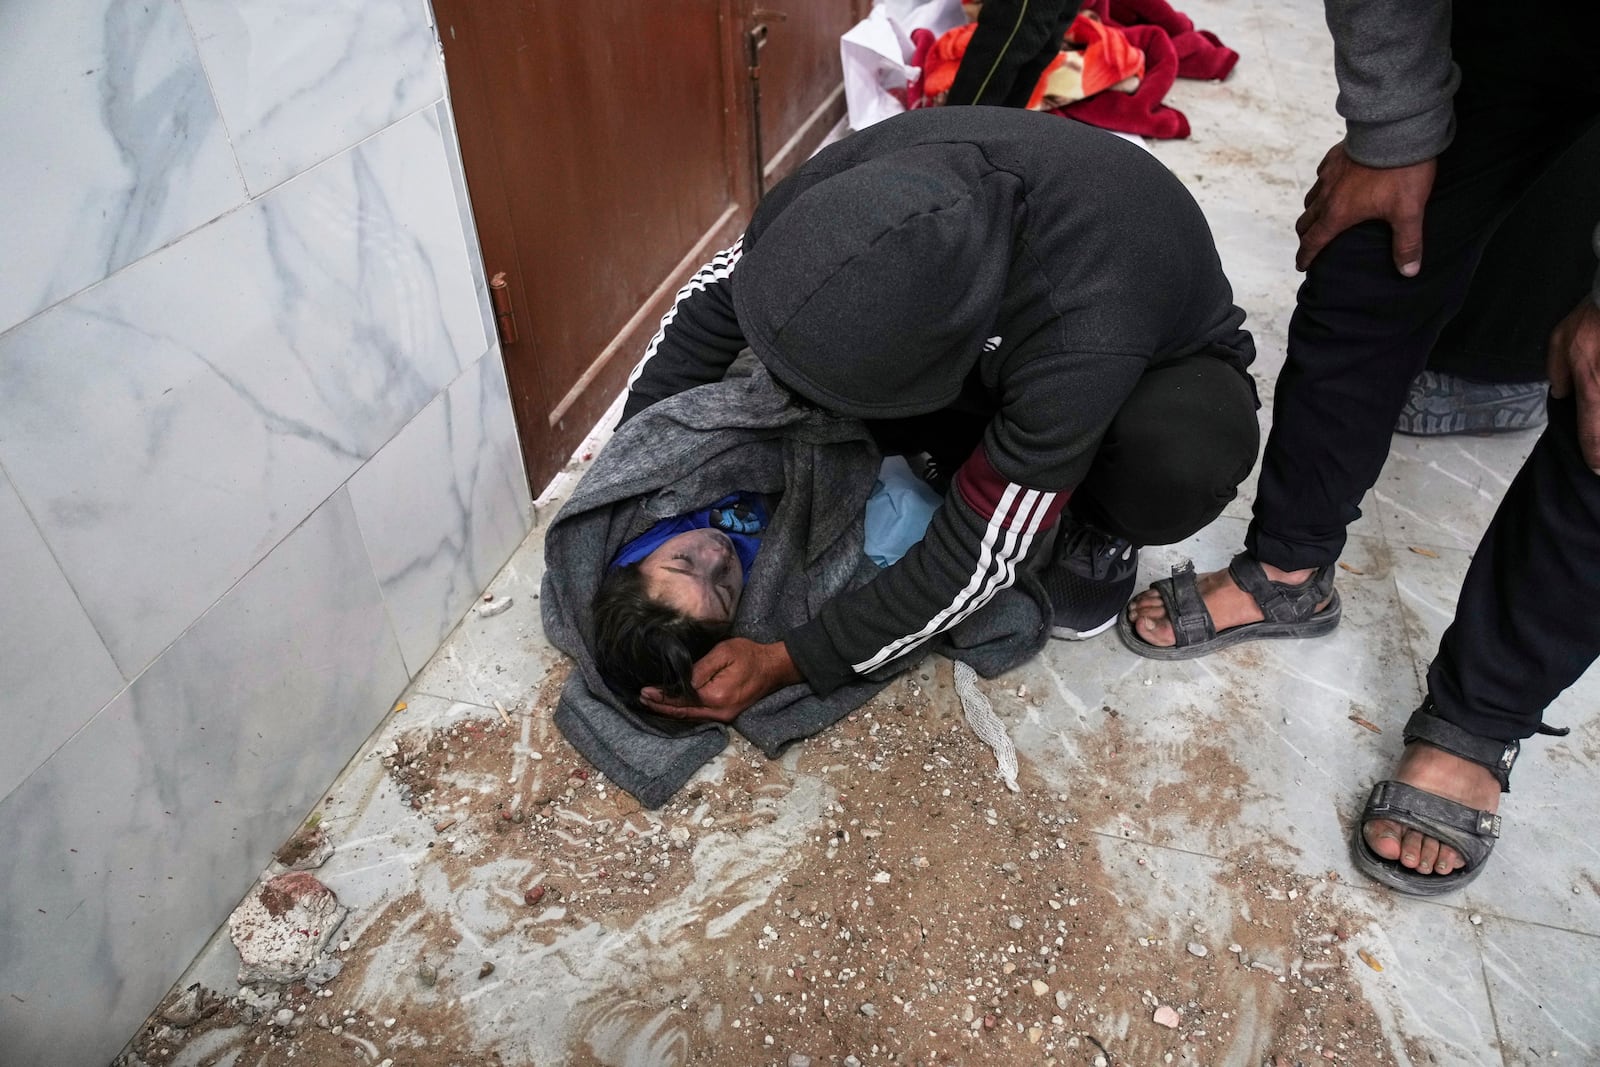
616;105;1262;722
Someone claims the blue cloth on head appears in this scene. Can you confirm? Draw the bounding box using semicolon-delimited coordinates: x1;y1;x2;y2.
609;492;768;576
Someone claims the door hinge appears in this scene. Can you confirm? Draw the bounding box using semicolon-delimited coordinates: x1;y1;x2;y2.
489;271;518;346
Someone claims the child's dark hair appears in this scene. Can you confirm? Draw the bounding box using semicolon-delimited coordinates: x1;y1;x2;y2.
592;563;731;710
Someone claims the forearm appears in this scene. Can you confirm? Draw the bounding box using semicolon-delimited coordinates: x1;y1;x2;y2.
787;449;1068;694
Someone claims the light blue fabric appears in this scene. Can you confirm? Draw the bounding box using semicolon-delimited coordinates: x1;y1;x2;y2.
864;456;942;567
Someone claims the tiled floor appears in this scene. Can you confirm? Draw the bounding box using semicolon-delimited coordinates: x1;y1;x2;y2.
148;0;1600;1063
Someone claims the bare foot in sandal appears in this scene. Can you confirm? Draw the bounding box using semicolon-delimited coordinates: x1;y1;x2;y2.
1363;744;1500;876
1125;559;1332;647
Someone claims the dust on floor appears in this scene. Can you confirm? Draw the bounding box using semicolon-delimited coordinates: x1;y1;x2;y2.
123;658;1410;1067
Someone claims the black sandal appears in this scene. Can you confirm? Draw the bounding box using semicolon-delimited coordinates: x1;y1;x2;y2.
1117;552;1341;660
1353;702;1568;896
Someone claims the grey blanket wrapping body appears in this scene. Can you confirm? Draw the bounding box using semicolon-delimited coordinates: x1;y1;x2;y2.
541;367;1050;808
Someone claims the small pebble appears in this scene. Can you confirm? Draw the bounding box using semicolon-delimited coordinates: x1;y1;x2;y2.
1468;914;1483;926
859;1003;877;1018
788;1056;813;1067
1187;942;1208;958
479;962;496;978
1031;979;1049;996
274;1009;295;1027
1007;915;1024;931
1153;1004;1180;1029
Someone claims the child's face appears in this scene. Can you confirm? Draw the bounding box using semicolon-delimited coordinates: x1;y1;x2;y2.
638;528;745;623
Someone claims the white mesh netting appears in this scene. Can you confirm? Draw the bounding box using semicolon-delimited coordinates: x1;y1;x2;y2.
952;660;1019;792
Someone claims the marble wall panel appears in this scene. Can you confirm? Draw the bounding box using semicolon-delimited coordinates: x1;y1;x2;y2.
0;106;486;678
0;490;408;1067
434;99;500;350
182;0;445;194
0;0;246;335
0;469;127;803
349;353;531;676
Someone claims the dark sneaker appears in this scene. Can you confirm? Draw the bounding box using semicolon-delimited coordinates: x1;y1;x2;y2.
1041;519;1138;640
1394;371;1547;436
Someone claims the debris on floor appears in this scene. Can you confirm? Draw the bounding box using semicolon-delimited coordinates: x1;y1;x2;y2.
228;871;347;986
122;661;1404;1066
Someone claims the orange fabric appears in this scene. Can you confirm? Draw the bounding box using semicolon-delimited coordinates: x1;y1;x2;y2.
1066;11;1144;98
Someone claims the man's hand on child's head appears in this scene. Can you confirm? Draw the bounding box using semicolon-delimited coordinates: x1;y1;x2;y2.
640;638;802;722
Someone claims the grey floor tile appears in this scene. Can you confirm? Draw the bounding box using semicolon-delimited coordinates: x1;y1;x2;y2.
1374;432;1539;555
1018;518;1420;883
408;534;565;709
1480;917;1600;1064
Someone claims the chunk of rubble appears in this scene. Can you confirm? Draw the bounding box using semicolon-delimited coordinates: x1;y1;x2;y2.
1153;1004;1181;1029
272;822;333;872
229;872;347;985
158;984;205;1027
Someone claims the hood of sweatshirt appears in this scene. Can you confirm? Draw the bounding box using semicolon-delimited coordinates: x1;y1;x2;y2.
731;142;1021;419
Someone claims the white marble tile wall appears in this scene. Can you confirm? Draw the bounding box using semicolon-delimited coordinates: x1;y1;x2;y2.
0;469;127;802
0;1;533;1061
0;106;486;678
349;353;530;676
0;492;410;1067
0;0;246;335
182;0;445;195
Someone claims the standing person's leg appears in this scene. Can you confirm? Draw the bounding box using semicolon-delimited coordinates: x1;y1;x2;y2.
1123;8;1600;654
1399;119;1600;435
945;0;1081;108
1356;395;1600;891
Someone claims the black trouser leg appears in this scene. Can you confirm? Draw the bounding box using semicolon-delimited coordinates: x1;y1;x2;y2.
945;0;1081;108
1427;118;1600;383
1428;397;1600;741
1071;355;1260;546
1248;67;1600;569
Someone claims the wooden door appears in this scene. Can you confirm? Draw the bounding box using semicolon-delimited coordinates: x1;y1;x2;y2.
434;1;857;494
751;1;871;189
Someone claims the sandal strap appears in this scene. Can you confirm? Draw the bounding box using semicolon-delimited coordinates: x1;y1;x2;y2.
1362;780;1500;870
1403;701;1520;792
1227;553;1335;624
1153;560;1216;648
